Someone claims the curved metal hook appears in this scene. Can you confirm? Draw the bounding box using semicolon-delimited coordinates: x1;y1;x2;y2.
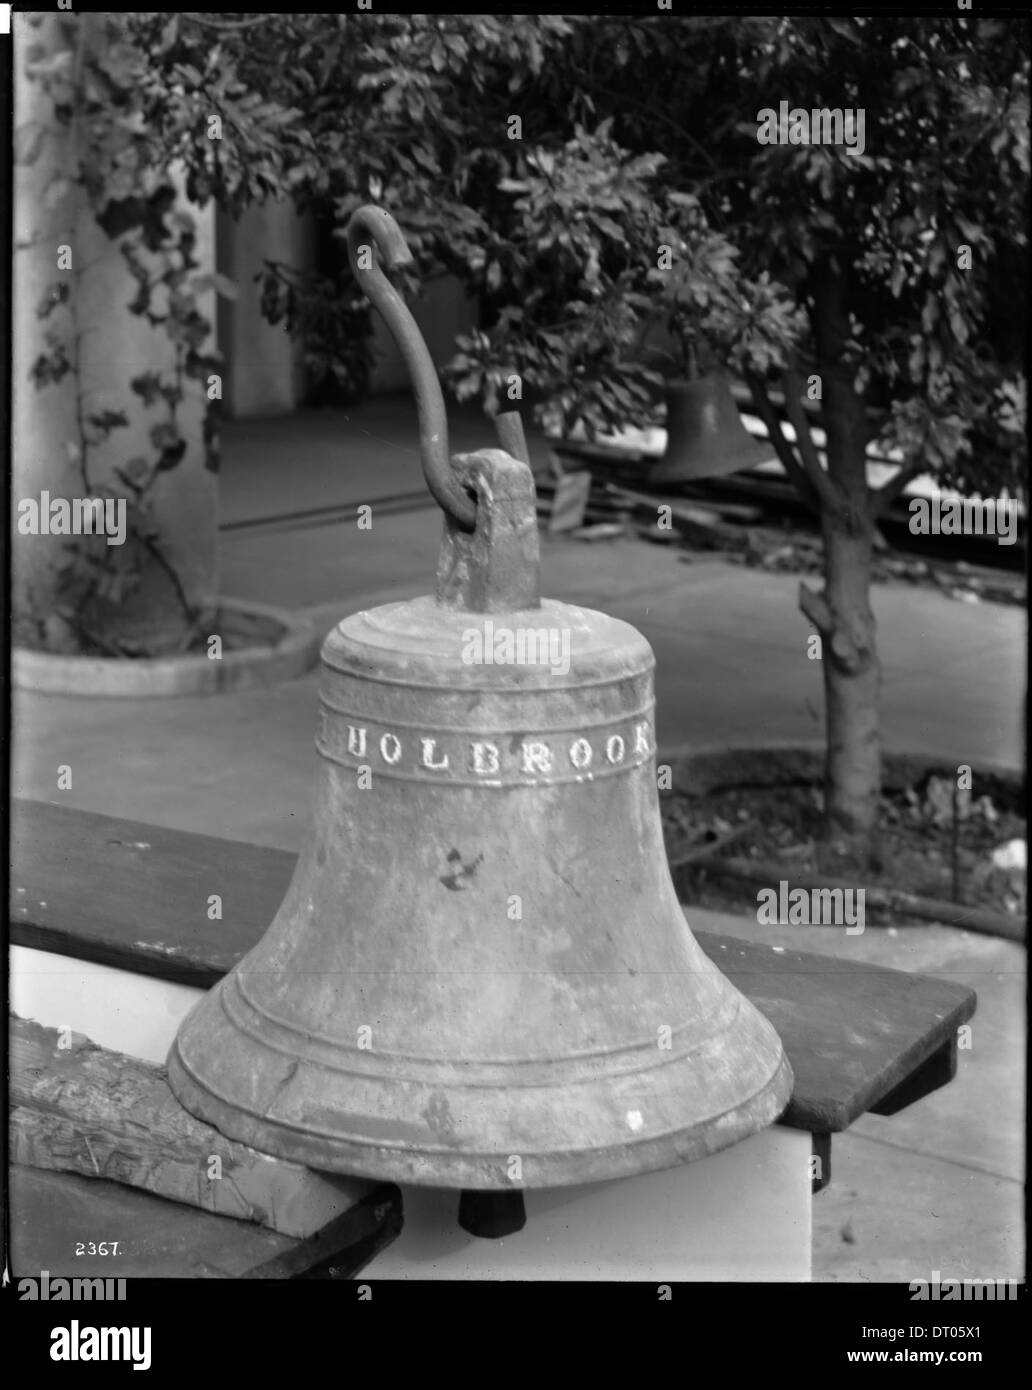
346;205;477;531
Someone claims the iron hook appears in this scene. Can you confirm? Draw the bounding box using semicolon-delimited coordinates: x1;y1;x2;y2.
345;205;477;531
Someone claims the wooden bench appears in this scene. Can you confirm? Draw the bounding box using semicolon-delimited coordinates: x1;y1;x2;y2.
10;798;977;1278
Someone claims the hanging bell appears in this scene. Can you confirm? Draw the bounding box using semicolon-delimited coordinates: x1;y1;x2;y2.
649;372;774;485
166;209;792;1193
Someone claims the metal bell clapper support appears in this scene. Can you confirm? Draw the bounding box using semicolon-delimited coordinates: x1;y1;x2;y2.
166;207;792;1244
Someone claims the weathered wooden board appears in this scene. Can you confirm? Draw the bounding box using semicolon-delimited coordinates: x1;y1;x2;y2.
701;936;973;1133
9;1164;400;1280
10;799;294;986
11;797;976;1135
10;1016;393;1239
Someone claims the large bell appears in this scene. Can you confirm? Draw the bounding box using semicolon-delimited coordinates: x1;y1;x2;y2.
649;372;774;485
166;208;792;1195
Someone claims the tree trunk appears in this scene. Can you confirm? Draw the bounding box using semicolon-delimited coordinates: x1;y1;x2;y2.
814;507;881;873
800;260;882;875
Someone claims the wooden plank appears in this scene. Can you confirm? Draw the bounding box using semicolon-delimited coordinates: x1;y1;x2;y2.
868;1036;958;1117
10;1017;392;1239
10;797;976;1135
9;1164;400;1280
10;799;296;986
702;935;974;1133
605;483;750;549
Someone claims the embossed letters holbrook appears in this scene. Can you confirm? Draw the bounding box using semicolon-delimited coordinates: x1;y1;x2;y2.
319;714;655;785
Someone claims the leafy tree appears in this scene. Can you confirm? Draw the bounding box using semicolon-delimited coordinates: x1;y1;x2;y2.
333;12;1026;873
592;14;1029;872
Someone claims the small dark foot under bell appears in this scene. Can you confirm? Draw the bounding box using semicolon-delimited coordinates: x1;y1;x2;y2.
458;1189;527;1238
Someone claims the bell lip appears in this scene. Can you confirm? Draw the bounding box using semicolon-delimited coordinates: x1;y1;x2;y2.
648;438;775;485
165;1040;793;1191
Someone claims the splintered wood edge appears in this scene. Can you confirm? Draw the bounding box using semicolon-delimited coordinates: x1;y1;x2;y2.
10;1015;393;1240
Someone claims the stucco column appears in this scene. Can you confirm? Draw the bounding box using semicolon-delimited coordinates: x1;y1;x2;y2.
13;12;218;654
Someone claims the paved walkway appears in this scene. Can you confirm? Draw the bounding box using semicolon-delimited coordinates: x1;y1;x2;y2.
12;400;1024;1282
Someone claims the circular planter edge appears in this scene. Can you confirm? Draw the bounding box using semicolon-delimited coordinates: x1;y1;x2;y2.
13;599;321;698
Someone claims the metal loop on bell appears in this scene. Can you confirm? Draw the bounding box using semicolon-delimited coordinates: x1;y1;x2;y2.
435;449;541;613
345;205;478;532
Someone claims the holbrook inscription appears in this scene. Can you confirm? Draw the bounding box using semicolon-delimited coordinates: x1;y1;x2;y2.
317;712;655;786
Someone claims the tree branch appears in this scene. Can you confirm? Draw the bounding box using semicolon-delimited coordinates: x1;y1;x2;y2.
799;580;832;634
799;581;865;672
870;461;922;520
743;368;820;515
782;369;841;515
592;84;722;174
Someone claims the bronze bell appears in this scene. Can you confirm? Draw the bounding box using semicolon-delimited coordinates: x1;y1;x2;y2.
649;372;774;485
166;209;792;1196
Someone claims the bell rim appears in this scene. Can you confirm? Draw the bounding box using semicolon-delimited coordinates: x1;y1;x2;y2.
166;1023;793;1190
648;437;775;485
